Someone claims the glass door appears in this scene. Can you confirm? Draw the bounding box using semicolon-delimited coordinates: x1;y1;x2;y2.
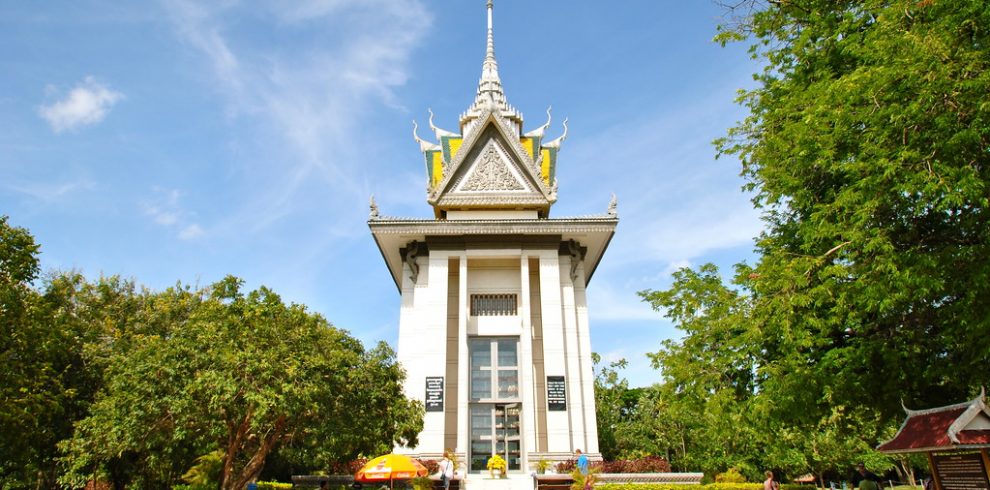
468;338;522;473
496;403;521;471
469;403;521;472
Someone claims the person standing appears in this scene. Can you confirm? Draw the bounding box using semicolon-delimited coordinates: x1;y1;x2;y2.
764;471;780;490
575;449;589;476
853;463;880;490
439;451;455;490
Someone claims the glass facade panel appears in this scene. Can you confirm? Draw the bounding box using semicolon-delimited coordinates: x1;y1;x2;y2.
497;339;517;366
497;370;518;398
470;340;491;367
471;370;491;399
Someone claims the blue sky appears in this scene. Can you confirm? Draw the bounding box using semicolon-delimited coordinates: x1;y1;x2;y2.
1;1;763;387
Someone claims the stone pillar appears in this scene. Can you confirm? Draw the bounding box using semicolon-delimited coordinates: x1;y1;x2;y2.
573;262;599;453
559;255;586;450
456;255;470;459
519;255;537;468
418;255;450;453
537;251;569;451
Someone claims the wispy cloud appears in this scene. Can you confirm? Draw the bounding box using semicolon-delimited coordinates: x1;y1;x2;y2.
143;187;204;241
4;178;96;202
38;76;124;133
162;0;431;231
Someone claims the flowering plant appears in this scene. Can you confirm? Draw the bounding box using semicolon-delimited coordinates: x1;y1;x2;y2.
486;454;507;478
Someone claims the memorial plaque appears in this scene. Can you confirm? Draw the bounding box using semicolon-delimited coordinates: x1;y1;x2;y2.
547;375;566;411
933;453;990;490
425;376;444;412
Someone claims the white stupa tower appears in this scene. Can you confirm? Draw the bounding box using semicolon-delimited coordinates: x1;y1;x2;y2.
369;0;617;474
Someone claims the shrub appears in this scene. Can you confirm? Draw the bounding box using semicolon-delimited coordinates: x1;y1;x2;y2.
556;459;576;474
599;456;672;473
715;468;747;483
558;455;672;474
328;458;368;475
418;458;440;474
256;482;292;490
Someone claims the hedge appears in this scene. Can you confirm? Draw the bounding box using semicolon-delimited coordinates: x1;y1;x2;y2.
597;483;807;490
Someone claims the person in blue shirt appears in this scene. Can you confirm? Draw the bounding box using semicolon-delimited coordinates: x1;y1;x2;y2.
575;449;589;476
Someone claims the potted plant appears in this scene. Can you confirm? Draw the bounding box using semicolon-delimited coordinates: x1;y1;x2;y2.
532;458;551;475
487;454;507;479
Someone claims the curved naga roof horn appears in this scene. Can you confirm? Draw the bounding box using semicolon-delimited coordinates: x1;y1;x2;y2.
543;118;569;149
428;108;458;138
524;106;552;138
412;120;440;152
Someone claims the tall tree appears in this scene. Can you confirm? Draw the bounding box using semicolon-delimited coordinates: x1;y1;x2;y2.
714;0;990;415
0;218;106;490
60;276;423;490
639;0;989;477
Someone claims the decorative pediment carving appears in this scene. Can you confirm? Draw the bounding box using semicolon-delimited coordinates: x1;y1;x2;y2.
458;141;527;192
428;112;554;214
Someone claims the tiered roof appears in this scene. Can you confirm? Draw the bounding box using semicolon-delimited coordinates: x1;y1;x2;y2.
878;390;990;453
411;0;568;218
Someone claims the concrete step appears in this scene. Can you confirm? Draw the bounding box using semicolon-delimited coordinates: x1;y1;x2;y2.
464;473;534;490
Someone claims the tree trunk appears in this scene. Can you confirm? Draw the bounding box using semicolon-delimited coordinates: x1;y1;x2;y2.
898;458;917;488
228;415;287;490
220;409;254;490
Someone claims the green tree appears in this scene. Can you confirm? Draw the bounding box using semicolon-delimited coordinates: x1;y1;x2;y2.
638;0;990;479
593;353;629;461
0;218;107;489
60;277;423;490
715;0;990;414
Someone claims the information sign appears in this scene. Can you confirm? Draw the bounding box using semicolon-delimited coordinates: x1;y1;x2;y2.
547;375;566;411
933;453;990;490
425;376;444;412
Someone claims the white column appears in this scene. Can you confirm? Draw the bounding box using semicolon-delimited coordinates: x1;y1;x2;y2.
396;256;420;409
573;263;599;454
418;255;449;453
559;256;586;451
519;255;537;468
456;255;470;460
538;251;570;451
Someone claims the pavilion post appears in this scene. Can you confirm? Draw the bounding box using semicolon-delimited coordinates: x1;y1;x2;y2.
926;452;943;490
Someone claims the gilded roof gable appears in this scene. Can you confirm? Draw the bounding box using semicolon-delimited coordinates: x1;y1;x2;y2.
428;111;555;217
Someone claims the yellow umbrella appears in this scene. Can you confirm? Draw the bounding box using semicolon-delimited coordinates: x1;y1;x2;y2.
354;453;428;487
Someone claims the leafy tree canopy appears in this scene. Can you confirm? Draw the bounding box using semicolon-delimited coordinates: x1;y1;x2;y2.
59;276;423;490
636;0;989;480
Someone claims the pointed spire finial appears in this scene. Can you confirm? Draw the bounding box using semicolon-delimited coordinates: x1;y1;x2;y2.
459;0;523;131
482;0;498;84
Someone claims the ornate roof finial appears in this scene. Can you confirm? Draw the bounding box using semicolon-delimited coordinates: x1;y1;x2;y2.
608;193;618;217
428;108;457;138
460;0;523;130
524;107;553;138
369;194;380;220
412;120;440;152
483;0;497;82
544;118;569;149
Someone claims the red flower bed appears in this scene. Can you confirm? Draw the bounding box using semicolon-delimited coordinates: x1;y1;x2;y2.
555;456;671;474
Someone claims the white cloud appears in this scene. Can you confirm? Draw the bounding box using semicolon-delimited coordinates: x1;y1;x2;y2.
143;187;204;240
38;76;124;133
178;224;204;240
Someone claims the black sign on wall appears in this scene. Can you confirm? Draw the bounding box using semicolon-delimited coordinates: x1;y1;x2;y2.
425;377;444;412
547;376;566;411
933;453;990;490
